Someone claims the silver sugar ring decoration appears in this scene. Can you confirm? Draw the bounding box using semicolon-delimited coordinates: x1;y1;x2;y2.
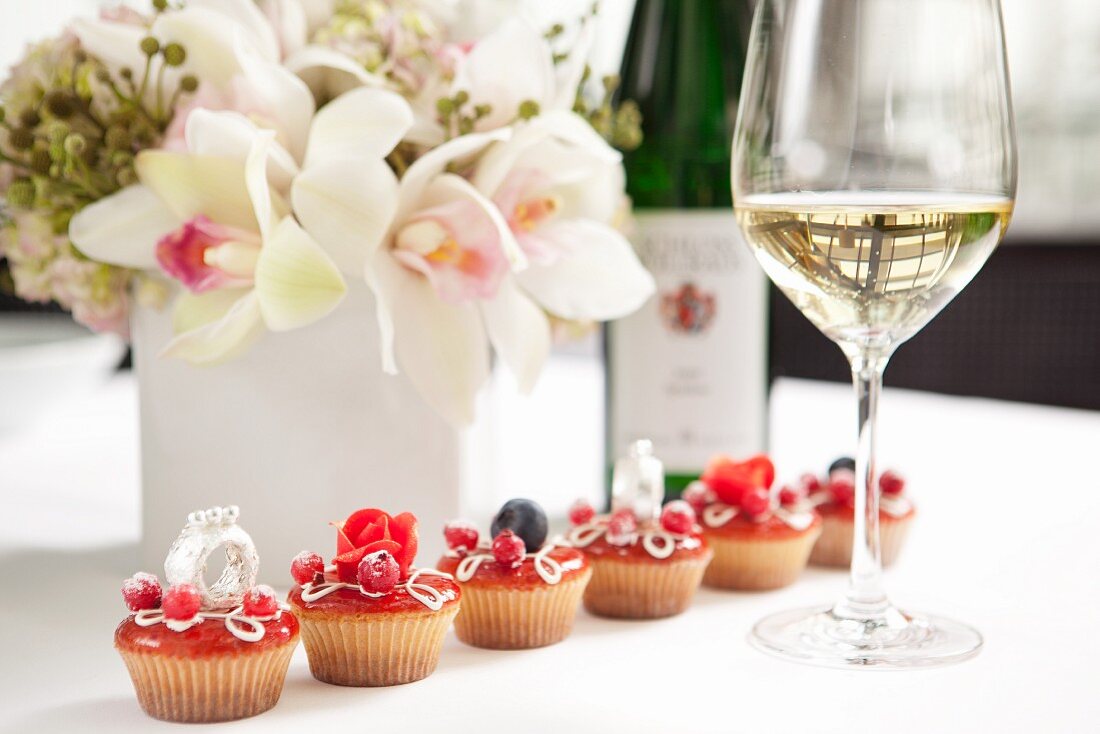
164;505;258;609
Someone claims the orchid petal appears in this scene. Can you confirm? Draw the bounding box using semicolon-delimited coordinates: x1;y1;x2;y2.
161;291;265;365
303;87;413;168
397;129;509;222
186;0;281;61
68;185;179;270
457;18;556;131
515;220;656;320
258;0;309;56
292;157;399;276
152;7;243;88
233;31;316;161
473;110;619;199
172;286;252;334
245;131;278;241
480;278;551;394
551;22;594;113
370;253;489;425
420;173;525;271
254;216;347;331
69;18;149;84
136;151;257;232
285;45;381;101
184;109;298;191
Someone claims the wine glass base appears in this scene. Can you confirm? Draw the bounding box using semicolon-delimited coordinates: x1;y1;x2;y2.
748;604;982;670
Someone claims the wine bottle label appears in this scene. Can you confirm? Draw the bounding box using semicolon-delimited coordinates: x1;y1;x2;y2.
609;210;767;475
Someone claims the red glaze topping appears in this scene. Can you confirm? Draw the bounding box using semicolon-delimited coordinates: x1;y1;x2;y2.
115;613;298;657
437;547;588;588
288;575;460;615
578;529;709;563
703;512;822;540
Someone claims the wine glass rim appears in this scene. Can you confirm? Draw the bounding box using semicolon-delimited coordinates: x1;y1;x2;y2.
734;190;1014;210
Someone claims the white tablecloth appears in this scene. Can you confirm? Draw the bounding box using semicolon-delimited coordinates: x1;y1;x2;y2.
2;375;1098;733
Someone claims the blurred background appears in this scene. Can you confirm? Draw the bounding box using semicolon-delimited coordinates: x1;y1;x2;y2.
1;0;1095;421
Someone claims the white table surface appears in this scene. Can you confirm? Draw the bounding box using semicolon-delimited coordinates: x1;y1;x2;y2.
2;374;1099;733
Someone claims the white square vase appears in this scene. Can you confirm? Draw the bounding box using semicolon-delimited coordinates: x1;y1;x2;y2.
133;284;606;583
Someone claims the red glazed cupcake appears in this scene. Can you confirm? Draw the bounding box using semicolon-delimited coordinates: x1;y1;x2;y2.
289;508;460;686
565;440;711;619
115;506;299;724
809;459;916;567
437;499;591;649
691;455;821;591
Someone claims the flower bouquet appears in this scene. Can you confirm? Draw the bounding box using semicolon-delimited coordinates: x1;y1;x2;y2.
0;0;652;423
0;0;653;574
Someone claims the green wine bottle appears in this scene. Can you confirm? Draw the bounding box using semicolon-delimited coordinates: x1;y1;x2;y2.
607;0;767;497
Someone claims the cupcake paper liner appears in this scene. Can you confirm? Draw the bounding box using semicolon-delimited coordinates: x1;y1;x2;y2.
810;514;912;568
117;641;296;723
453;567;592;650
703;529;820;591
298;605;459;686
582;553;711;619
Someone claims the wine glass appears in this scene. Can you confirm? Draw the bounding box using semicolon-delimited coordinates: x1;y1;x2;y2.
731;0;1016;668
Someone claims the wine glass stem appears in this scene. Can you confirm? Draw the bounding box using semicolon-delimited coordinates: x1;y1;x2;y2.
835;351;891;621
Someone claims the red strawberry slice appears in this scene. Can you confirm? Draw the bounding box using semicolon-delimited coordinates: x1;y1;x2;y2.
387;512;418;578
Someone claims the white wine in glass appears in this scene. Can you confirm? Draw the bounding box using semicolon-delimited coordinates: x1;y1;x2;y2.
732;0;1017;668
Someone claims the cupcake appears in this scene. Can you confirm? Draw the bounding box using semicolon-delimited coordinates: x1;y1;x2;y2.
288;508;460;687
115;506;298;724
566;441;712;619
688;455;821;591
437;499;591;650
809;458;916;567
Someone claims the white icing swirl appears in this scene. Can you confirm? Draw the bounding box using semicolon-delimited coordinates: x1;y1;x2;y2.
448;539;567;585
133;602;289;643
701;501;816;531
565;517;693;560
300;568;455;612
880;495;913;518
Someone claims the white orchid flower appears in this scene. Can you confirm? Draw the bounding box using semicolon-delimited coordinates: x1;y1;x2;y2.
292;87;550;424
69;112;346;365
449;18;591;132
72;0;314;160
472;110;656;322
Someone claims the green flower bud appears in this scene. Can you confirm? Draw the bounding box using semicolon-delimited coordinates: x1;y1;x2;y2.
473;103;492;119
95;68;111;83
454;90;470;106
518;99;541;120
30;149;52;174
105;126;131;150
458;118;473;135
63;133;87;156
120;67;134;81
140;36;161;57
45;91;76;119
179;75;199;93
602;74;621;94
47;123;69;146
6;179;36;208
162;43;186;67
8;127;35;151
117;167;138;187
19;109;41;129
153;0;169;11
436;97;455;116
